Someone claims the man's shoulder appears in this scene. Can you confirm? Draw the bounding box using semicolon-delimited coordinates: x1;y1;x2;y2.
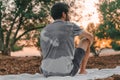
65;21;75;26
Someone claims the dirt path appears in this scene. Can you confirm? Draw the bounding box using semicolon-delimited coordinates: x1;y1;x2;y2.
0;54;120;73
11;47;120;57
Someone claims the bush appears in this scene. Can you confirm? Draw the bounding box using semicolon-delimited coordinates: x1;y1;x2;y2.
11;44;23;52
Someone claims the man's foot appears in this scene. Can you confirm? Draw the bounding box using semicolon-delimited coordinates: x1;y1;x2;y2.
79;70;87;74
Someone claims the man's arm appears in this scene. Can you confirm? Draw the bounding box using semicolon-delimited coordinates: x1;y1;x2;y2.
78;30;94;74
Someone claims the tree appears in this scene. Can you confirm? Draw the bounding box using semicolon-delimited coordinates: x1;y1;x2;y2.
0;0;55;55
95;0;120;51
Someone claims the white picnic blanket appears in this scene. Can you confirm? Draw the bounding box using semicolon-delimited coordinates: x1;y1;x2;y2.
0;66;120;80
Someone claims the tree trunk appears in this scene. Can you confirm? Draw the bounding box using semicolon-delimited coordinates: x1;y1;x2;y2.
2;48;11;56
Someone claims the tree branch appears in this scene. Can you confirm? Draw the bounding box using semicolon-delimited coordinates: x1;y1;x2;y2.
11;14;24;46
11;2;34;46
5;12;19;48
12;25;45;45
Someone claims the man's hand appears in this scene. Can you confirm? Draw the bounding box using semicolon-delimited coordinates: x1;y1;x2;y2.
79;30;94;46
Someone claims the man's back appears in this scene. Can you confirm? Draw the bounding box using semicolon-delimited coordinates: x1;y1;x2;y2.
40;20;82;76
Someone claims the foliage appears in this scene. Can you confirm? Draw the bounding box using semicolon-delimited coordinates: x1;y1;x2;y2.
111;41;120;50
96;0;120;50
0;0;55;55
11;44;23;52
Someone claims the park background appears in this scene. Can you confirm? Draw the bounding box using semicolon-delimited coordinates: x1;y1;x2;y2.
0;0;120;79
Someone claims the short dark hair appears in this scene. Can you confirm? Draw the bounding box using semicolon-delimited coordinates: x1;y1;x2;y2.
51;2;69;20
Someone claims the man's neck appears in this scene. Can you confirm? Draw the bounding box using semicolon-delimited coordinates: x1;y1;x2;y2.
58;17;66;21
55;18;65;21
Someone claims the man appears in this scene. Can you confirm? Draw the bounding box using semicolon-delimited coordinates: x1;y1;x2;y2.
40;2;93;77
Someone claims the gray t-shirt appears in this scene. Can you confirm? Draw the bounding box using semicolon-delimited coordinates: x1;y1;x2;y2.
40;20;83;76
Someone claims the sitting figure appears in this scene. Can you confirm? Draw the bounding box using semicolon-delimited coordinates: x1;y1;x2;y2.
40;2;93;77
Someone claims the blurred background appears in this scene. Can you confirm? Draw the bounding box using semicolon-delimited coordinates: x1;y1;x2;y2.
0;0;120;57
